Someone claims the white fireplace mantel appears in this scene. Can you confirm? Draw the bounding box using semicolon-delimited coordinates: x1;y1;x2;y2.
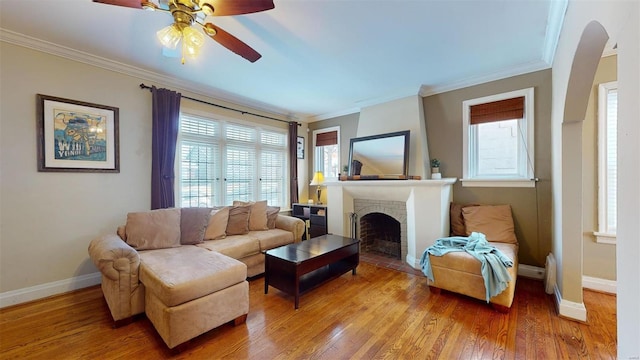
325;179;456;269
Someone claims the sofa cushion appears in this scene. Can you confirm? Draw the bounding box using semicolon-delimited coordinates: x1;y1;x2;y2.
196;235;261;259
462;205;518;244
226;205;251;235
233;200;269;231
204;207;229;240
125;208;181;250
429;242;517;275
250;229;293;251
139;246;246;307
266;206;280;229
180;207;212;245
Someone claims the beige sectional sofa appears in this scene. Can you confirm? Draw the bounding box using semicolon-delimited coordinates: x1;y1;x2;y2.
88;202;305;348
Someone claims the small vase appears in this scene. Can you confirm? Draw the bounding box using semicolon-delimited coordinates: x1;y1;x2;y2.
431;167;441;179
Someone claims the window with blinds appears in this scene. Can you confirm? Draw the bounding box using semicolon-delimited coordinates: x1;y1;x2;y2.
178;113;288;208
596;81;617;243
462;88;535;187
313;127;340;179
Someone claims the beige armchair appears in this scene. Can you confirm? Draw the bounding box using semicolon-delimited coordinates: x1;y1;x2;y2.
426;204;519;312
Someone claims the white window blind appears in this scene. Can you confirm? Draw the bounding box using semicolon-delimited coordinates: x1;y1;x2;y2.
178;113;288;208
596;81;617;243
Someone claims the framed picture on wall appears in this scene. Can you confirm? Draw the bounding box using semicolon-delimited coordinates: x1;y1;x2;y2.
36;94;120;173
297;136;305;159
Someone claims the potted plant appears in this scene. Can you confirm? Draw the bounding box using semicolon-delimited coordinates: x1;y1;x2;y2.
430;158;442;179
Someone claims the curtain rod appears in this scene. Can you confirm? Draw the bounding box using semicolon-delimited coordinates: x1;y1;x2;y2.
139;83;300;126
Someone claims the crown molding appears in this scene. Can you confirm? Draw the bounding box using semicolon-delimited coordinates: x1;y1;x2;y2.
0;28;298;121
419;60;550;97
542;0;568;65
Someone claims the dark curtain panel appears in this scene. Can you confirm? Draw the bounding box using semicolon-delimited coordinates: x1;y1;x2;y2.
288;122;299;207
151;86;181;209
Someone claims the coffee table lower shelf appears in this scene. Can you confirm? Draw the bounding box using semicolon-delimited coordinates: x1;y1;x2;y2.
264;235;360;309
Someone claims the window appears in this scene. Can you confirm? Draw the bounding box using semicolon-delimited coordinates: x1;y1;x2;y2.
313;127;340;179
177;112;288;208
462;88;535;187
595;81;617;244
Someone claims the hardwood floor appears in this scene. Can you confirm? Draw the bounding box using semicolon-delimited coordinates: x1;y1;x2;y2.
0;261;616;359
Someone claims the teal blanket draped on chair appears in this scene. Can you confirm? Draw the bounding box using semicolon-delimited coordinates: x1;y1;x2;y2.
420;232;514;302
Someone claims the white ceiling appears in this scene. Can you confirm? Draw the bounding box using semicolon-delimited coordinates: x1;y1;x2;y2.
0;0;567;121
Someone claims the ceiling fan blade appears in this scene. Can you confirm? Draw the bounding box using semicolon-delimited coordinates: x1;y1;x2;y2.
204;23;262;62
205;0;274;16
92;0;143;9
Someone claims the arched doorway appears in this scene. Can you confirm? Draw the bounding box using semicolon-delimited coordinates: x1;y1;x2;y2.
559;20;609;321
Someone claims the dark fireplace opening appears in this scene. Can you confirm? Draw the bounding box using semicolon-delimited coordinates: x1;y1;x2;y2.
359;212;401;259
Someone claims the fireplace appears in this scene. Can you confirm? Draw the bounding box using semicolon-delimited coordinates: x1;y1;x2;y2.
325;179;455;269
354;199;406;260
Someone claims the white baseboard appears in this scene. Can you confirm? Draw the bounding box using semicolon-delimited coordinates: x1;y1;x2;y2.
554;284;587;322
0;272;102;309
518;264;545;279
407;255;420;269
582;275;617;294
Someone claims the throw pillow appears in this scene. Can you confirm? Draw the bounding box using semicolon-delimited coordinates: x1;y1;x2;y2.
266;206;280;229
204;206;230;240
462;204;517;244
449;202;480;236
125;208;181;250
226;205;251;235
233;200;269;231
180;207;212;245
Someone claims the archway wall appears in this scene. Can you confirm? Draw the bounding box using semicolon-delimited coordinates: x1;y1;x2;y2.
551;0;639;356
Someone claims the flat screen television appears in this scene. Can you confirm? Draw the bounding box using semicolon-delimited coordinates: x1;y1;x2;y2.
347;130;410;179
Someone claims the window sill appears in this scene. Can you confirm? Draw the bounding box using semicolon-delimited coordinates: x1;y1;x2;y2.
461;178;536;188
593;232;616;245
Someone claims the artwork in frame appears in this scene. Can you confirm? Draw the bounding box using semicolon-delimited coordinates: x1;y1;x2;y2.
297;136;305;159
36;94;119;173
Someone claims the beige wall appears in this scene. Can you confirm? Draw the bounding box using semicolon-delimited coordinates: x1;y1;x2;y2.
0;42;293;298
0;43;153;293
582;55;617;280
423;70;552;267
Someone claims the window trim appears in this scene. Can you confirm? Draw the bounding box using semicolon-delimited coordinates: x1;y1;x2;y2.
594;81;617;245
461;87;535;188
312;126;341;181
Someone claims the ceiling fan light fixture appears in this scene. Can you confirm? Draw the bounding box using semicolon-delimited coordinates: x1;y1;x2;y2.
157;24;182;49
182;26;205;57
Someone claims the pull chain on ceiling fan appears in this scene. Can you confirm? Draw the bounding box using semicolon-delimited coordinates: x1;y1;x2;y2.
94;0;274;63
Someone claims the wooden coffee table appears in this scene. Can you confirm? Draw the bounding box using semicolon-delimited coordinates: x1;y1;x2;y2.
264;234;360;309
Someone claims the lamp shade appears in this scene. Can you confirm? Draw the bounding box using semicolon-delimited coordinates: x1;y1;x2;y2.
182;26;205;57
156;24;182;50
310;171;324;186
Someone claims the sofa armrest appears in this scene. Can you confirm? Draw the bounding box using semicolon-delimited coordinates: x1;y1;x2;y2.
88;233;140;281
275;215;306;243
89;233;145;322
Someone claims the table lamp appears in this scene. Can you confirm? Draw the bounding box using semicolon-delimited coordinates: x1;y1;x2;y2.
310;171;325;204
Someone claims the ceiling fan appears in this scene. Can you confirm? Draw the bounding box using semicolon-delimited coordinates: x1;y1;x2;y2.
94;0;274;63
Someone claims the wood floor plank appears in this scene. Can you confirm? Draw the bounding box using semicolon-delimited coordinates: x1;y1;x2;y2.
0;261;617;359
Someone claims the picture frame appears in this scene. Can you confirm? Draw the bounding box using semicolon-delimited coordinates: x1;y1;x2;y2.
297;136;305;159
37;94;119;173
